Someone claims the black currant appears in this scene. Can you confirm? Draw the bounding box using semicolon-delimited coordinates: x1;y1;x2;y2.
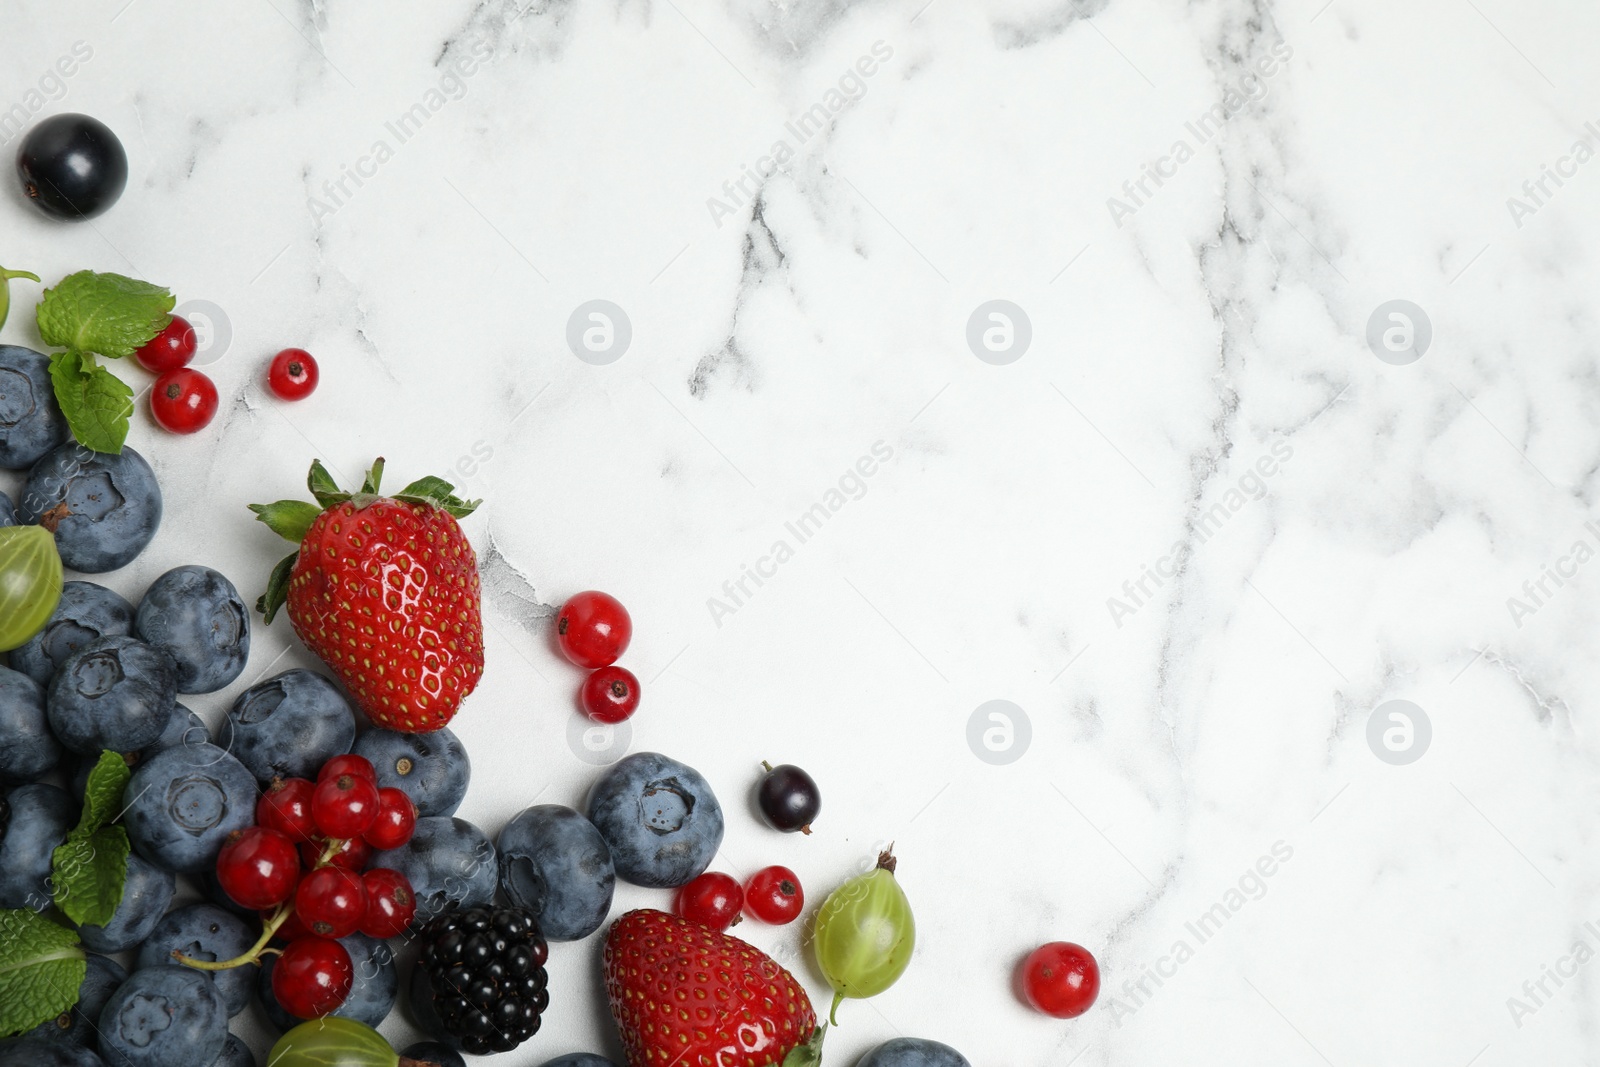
757;761;822;834
17;113;128;220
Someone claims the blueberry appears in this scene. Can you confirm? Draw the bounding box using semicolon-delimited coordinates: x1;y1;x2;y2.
66;703;205;796
536;1057;621;1067
19;443;162;573
98;966;228;1067
123;742;256;873
0;783;77;910
586;752;724;889
0;489;13;526
77;853;174;953
353;726;469;817
258;934;396;1030
47;636;177;756
0;345;69;470
0;1037;105;1065
856;1039;973;1067
496;804;614;941
370;816;496;927
210;1035;254;1067
217;670;354;783
403;1043;466;1067
136;904;255;1017
0;666;63;782
22;954;125;1047
135;567;249;694
10;581;138;686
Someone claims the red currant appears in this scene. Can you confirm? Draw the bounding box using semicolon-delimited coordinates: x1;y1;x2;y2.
1021;942;1100;1019
317;754;376;785
312;773;380;839
268;348;318;401
300;834;371;872
215;827;300;909
134;315;196;374
257;777;318;843
272;936;352;1019
267;905;311;943
555;590;632;668
362;787;416;850
676;871;743;931
580;665;640;724
294;865;368;939
359;868;417;938
149;368;218;434
743;865;804;925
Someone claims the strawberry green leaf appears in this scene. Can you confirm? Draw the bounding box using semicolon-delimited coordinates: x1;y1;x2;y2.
48;350;133;455
257;551;298;624
249;500;322;544
307;460;348;509
360;458;385;495
36;270;173;360
395;476;480;519
0;908;87;1038
52;826;130;928
782;1023;827;1067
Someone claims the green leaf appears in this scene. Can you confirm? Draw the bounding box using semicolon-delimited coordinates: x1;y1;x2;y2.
360;458;385;495
249;500;322;544
48;351;133;455
78;750;131;831
782;1023;827;1067
50;751;133;926
395;475;481;519
52;827;130;928
307;459;350;509
0;909;86;1038
36;270;174;360
0;266;39;332
257;551;298;625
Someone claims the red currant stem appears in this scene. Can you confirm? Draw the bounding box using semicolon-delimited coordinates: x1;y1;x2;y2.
174;902;292;971
316;837;346;868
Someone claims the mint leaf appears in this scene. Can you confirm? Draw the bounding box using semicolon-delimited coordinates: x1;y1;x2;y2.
249;501;322;544
48;351;134;455
52;827;130;928
0;909;86;1038
36;270;173;360
51;751;133;926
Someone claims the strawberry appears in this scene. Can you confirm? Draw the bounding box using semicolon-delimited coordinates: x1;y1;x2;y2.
251;458;484;733
604;909;824;1067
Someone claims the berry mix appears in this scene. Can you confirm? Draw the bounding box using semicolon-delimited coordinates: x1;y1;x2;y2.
0;114;1098;1067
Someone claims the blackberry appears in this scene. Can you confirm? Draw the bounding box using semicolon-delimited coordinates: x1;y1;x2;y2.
410;904;550;1055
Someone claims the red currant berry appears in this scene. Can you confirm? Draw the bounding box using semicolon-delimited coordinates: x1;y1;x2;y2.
149;368;218;434
215;827;300;909
311;773;380;840
676;871;743;932
1021;942;1100;1019
300;834;371;872
272;936;352;1019
580;665;640;724
359;868;417;938
555;590;632;668
257;777;318;844
362;788;416;851
294;865;368;939
317;754;376;785
743;865;804;925
134;315;197;374
268;348;318;401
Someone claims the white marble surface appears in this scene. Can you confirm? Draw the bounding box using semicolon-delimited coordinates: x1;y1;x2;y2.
6;0;1600;1063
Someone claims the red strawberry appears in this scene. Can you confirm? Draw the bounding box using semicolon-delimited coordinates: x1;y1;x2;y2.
604;909;822;1067
251;458;484;733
